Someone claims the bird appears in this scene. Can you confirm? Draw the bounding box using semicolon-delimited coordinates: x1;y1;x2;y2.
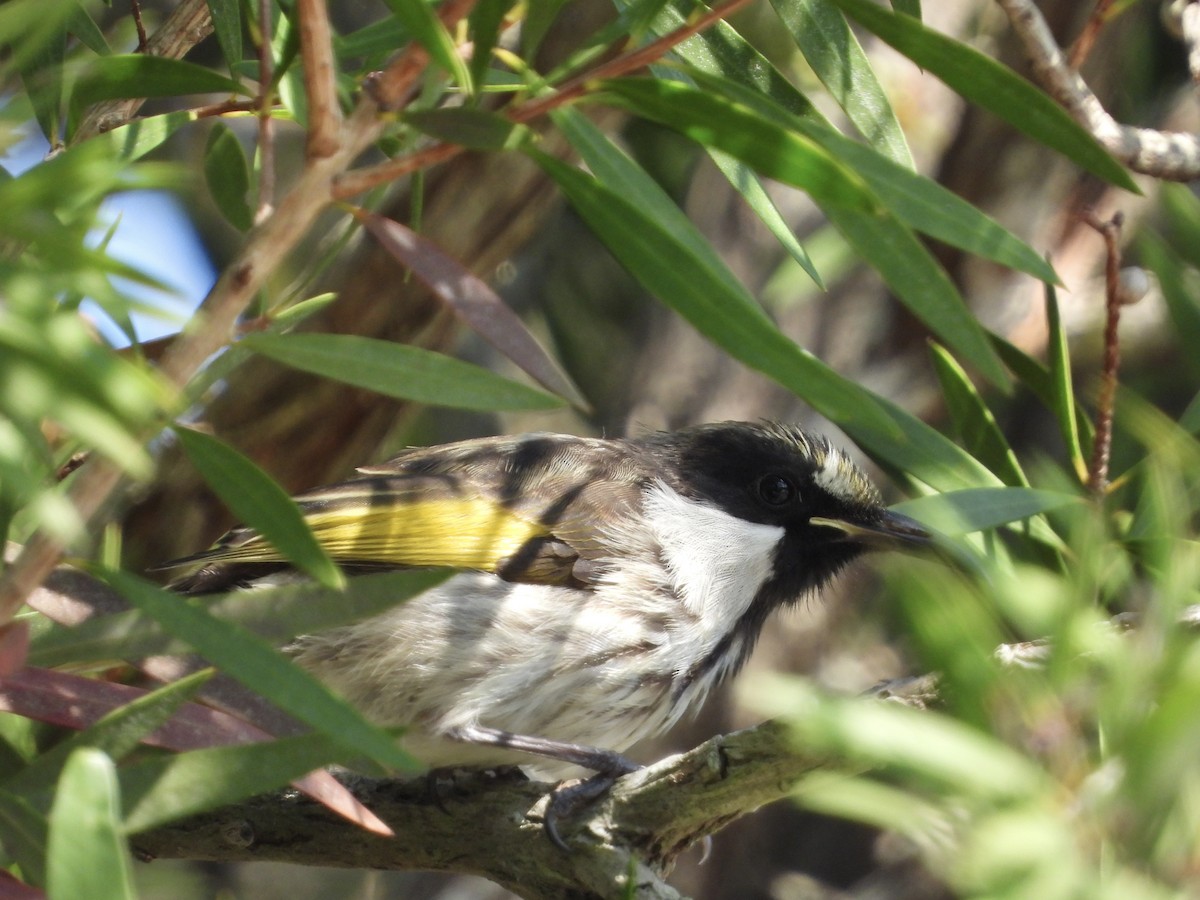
167;421;928;841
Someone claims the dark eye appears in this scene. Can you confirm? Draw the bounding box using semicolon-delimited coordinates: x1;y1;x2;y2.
757;473;798;506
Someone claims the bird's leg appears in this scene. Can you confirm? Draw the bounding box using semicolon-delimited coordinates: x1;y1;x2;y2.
443;723;640;849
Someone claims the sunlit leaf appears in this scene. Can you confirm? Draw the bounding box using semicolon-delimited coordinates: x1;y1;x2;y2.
102;571;420;774
768;0;913;168
241;333;563;411
831;0;1138;192
46;749;134;900
172;426;344;591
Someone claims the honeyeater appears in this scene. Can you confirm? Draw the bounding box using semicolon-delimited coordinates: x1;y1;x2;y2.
167;421;928;838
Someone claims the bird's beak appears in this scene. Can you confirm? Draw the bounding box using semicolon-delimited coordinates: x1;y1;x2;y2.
809;509;932;552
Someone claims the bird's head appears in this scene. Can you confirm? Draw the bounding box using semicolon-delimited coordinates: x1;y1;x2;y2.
645;421;929;609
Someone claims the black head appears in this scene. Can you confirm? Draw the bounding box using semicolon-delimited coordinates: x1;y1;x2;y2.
643;421;928;604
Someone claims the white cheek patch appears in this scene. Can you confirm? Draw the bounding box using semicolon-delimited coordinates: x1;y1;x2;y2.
642;482;784;629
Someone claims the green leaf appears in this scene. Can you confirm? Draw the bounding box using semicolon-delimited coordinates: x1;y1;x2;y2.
66;2;109;56
593;78;876;212
120;731;355;834
70;55;247;110
1137;230;1200;377
0;790;49;887
240;333;563;411
204;121;253;231
206;0;243;72
768;0;913;168
468;0;518;91
4;670;213;795
823;203;1010;388
172;426;344;591
708;149;824;288
680;66;1060;287
989;333;1095;449
46;749;135;900
533;148;996;491
893;487;1079;535
91;110;195;163
29;570;449;668
1159;182;1200;271
892;0;920;16
830;0;1138;193
929;342;1028;487
102;570;420;774
380;0;473;94
16;19;65;143
403;107;531;151
753;675;1044;801
1045;280;1088;481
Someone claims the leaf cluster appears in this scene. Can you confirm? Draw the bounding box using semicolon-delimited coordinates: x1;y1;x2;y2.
0;0;1193;898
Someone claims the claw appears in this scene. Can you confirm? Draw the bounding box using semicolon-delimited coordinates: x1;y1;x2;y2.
544;772;624;851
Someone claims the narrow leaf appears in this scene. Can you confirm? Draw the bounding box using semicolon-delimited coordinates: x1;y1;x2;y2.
241;333;563;411
354;212;586;408
204;122;253;231
680;66;1060;286
101;571;420;774
708;150;823;288
533;150;996;491
70;55;246;110
1136;230;1200;377
120;731;354;834
929;342;1028;487
468;0;518;90
892;487;1079;535
66;3;109;56
172;426;344;591
46;750;135;900
92;110;195;163
769;0;913;168
30;570;448;668
403;108;530;151
0;792;48;889
0;667;392;834
593;78;876;212
206;0;243;72
4;670;212;794
1045;281;1087;481
990;333;1095;447
831;0;1138;192
823;203;1010;388
380;0;473;93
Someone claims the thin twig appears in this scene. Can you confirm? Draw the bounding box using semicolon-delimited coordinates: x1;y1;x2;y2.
996;0;1200;180
297;0;343;159
131;0;149;52
1066;0;1116;69
334;0;755;199
1081;210;1124;497
256;0;277;223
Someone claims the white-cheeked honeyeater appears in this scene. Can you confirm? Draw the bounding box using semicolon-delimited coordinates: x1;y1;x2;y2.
166;421;928;834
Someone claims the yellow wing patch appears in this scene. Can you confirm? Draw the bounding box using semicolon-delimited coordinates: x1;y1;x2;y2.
208;497;551;572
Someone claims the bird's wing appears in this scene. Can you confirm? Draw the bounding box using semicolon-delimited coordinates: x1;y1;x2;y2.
167;434;650;592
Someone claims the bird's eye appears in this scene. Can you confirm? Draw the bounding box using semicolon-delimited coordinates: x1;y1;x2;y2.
757;473;798;506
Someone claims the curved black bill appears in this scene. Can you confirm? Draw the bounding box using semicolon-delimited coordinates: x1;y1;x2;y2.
809;509;932;551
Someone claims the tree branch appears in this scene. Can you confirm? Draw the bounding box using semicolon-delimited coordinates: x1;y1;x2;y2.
996;0;1200;181
131;720;832;900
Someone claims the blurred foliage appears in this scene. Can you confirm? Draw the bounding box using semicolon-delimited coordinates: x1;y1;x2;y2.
0;0;1195;897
